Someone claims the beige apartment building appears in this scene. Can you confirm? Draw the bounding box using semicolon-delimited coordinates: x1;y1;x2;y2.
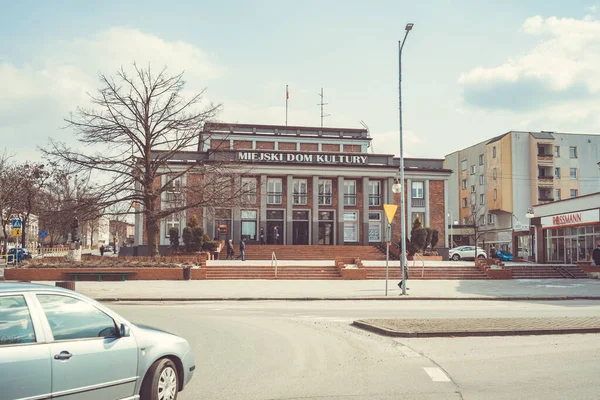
445;131;600;260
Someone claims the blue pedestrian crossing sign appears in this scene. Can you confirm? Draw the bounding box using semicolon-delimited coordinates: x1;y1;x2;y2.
12;219;22;229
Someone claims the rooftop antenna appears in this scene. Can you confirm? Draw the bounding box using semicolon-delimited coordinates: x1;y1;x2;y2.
318;87;330;127
360;120;374;153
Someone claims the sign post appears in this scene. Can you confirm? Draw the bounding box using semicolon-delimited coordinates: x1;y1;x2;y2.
12;219;22;267
383;204;398;296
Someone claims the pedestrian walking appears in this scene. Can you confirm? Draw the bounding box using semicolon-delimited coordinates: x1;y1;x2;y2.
236;238;246;261
397;253;409;292
259;227;266;245
226;239;234;260
592;243;600;266
274;226;280;245
99;245;105;256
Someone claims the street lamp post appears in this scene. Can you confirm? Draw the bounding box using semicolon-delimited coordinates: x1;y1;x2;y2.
525;208;536;263
395;22;414;295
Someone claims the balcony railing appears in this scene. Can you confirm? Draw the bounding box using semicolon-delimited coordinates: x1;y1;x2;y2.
537;154;554;165
538;197;554;202
537;176;554;187
344;194;357;206
267;191;283;205
292;192;308;205
411;198;425;207
368;195;381;206
318;195;332;206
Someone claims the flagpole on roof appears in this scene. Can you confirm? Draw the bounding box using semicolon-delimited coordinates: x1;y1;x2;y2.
285;85;289;126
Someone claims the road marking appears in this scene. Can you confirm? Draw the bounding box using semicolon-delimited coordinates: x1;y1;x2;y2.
423;367;451;382
396;345;421;358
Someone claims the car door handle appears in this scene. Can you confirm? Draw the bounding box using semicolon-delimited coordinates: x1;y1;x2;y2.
54;351;73;360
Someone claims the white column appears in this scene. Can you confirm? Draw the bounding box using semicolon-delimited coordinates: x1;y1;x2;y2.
444;179;449;247
425;179;430;226
406;178;412;232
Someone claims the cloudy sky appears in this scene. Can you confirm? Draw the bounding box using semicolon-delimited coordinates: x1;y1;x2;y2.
2;0;599;160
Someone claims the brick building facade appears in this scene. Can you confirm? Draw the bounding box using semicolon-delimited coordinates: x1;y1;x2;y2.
134;123;452;248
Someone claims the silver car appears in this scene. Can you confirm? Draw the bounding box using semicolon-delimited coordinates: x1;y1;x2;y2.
0;282;195;400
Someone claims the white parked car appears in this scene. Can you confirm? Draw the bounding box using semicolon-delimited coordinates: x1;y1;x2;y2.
449;246;487;261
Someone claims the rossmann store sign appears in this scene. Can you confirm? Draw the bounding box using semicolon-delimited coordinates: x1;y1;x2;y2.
541;209;600;229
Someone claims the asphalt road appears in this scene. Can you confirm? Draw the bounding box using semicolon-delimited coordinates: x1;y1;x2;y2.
107;300;600;400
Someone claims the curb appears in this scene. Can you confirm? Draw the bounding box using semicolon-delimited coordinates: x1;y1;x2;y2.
351;320;600;338
93;296;600;302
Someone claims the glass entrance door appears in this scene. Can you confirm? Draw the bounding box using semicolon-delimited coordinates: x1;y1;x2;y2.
318;222;334;245
292;211;309;245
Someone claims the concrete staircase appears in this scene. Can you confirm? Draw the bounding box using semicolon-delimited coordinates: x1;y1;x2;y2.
363;264;488;280
508;264;588;279
204;264;342;280
218;245;387;261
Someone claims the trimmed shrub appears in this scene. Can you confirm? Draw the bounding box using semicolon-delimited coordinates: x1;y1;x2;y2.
411;228;427;252
169;227;180;251
431;230;439;249
182;227;194;252
202;240;219;252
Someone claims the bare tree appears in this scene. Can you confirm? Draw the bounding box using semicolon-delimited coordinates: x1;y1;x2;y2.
0;153;19;254
43;64;247;256
13;163;50;249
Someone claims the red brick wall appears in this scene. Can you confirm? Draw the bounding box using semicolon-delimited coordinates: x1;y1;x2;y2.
300;143;318;152
232;140;252;150
210;139;229;150
322;144;340;152
344;144;362;153
428;180;445;247
256;141;275;150
279;142;296;151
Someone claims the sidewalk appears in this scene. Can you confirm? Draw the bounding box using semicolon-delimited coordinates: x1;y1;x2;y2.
22;278;600;301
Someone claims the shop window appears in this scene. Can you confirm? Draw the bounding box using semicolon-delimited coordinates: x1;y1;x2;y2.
343;211;358;242
267;178;283;205
318;179;333;205
241;210;257;240
368;181;381;206
344;180;357;206
241;177;257;204
293;179;308;205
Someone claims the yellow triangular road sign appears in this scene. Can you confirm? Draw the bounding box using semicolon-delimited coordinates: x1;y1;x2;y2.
383;204;398;225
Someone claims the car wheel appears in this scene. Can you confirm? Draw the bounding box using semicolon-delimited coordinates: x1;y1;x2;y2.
477;254;485;259
451;254;460;261
141;358;179;400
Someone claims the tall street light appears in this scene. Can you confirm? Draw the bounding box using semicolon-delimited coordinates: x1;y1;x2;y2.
392;22;414;295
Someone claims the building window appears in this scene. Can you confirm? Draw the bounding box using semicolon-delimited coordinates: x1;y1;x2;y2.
493;168;497;180
480;194;485;205
470;165;476;175
569;146;578;158
343;211;358;242
368;181;381;206
554;146;560;157
344;180;357;206
493;146;497;158
165;213;180;238
165;175;182;205
462;179;467;190
267;178;283;205
479;175;484;185
241;210;257;240
293;179;308;205
318;179;333;205
462;198;467;208
570;189;578;198
570;168;577;179
241;177;257;204
471;185;476;193
555;189;561;200
554;168;560;179
461;160;467;171
368;212;382;242
462;217;468;224
493;189;497;200
479;154;484;165
411;181;424;198
487;214;495;225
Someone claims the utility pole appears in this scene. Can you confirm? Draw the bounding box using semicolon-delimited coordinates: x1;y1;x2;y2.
318;88;330;127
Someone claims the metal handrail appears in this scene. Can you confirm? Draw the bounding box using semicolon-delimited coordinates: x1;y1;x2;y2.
272;252;278;278
413;253;425;277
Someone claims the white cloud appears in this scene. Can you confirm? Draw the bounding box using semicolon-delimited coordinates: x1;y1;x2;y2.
0;27;223;158
458;15;600;111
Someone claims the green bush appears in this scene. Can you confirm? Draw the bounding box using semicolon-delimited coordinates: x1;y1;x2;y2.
192;227;204;252
169;227;180;251
411;228;427;252
431;230;439;249
182;227;194;252
202;240;219;252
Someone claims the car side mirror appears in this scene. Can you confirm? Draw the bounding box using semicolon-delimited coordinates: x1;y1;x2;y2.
120;323;130;338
